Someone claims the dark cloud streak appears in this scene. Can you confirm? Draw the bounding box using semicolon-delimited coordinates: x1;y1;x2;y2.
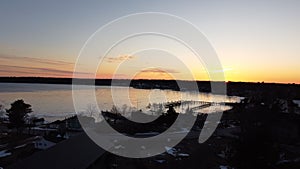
0;64;90;77
0;55;74;66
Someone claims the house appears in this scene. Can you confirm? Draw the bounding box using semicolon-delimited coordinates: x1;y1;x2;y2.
33;136;56;150
32;118;45;126
8;133;105;169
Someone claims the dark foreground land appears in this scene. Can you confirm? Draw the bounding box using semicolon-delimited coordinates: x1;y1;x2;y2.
0;77;300;169
5;98;300;169
89;98;300;169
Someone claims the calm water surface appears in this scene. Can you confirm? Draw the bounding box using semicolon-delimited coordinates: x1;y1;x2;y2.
0;83;241;122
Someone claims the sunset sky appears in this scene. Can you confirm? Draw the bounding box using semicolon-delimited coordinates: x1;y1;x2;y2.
0;0;299;83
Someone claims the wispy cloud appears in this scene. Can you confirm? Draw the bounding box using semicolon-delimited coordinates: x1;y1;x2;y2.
96;73;129;79
131;67;181;80
140;67;180;74
0;55;73;66
0;54;85;77
0;64;90;77
104;55;135;63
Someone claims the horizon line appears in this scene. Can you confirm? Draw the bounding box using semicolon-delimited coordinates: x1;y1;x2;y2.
0;76;299;85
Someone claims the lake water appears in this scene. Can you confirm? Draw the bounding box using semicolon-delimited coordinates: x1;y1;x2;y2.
0;83;241;122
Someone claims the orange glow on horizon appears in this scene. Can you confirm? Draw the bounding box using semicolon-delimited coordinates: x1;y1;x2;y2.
0;55;299;84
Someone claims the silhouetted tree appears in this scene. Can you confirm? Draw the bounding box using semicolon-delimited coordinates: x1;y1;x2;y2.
0;104;5;122
6;99;32;133
0;104;5;117
166;105;177;116
236;97;281;169
58;122;67;138
111;105;119;114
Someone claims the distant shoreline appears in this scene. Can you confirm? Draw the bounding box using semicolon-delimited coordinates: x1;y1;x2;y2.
0;76;298;85
1;77;300;98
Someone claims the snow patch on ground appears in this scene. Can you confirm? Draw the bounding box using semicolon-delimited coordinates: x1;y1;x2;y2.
0;150;11;158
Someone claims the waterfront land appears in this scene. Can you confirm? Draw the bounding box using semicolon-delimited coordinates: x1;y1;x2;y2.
0;77;300;169
1;77;300;98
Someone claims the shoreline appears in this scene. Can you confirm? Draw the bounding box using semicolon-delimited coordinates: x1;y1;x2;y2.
1;77;300;98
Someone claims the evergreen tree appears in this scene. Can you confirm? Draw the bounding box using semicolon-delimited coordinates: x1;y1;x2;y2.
6;99;32;133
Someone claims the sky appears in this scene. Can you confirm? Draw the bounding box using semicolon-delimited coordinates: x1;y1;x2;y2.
0;0;299;83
